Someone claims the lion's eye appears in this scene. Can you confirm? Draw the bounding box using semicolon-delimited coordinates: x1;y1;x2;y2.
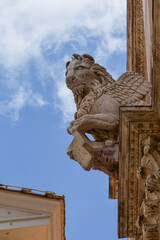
78;66;83;70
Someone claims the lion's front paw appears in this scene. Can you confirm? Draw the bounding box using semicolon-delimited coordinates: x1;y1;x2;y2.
67;119;78;134
67;120;79;135
67;116;88;134
67;123;74;134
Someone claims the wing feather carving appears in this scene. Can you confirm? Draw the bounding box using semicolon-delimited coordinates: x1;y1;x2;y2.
106;71;152;105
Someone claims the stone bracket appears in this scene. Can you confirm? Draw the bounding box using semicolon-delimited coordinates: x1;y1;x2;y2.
67;131;119;180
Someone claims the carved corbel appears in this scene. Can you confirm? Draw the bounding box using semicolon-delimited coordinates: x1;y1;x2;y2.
67;131;119;180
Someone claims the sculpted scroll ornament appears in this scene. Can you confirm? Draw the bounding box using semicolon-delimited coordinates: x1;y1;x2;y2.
65;54;151;179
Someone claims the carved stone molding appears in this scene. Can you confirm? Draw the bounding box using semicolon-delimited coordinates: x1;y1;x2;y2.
153;0;160;116
119;0;160;239
119;118;160;238
143;0;153;83
127;0;147;80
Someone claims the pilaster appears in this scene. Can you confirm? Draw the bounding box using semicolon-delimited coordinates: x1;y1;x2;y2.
119;0;160;239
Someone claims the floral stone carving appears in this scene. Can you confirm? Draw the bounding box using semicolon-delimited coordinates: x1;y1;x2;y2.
65;54;151;179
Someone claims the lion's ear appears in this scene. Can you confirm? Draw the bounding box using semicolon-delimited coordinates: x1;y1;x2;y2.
66;61;70;68
72;54;82;60
82;54;95;63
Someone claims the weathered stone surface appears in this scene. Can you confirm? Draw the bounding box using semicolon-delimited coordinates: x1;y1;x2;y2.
66;54;151;143
119;115;160;239
127;0;147;80
65;53;151;193
67;131;119;180
92;144;119;180
109;176;118;199
67;131;92;171
136;136;160;240
119;1;158;239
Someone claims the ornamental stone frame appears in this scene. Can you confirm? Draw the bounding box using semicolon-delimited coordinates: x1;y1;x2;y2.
119;0;160;239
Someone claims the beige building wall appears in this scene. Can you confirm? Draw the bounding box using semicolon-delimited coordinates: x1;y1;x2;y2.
0;185;65;240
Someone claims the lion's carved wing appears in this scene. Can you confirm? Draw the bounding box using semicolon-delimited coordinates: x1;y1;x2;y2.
106;72;151;105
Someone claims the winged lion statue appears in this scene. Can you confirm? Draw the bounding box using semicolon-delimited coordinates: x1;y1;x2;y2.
66;54;151;144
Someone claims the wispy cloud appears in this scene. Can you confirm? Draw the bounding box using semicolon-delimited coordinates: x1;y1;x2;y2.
54;81;76;123
0;0;126;123
0;84;48;122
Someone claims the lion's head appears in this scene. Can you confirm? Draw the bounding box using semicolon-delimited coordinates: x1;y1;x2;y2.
65;54;114;107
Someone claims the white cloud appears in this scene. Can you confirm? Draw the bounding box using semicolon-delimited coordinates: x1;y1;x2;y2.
54;81;76;123
0;0;126;67
0;0;126;123
0;84;48;122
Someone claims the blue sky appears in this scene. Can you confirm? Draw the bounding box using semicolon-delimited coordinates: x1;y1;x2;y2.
0;0;127;239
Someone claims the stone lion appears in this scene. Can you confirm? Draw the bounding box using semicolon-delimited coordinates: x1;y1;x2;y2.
66;54;151;142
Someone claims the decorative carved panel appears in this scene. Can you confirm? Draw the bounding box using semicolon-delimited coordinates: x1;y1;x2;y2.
119;0;160;239
119;111;160;238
